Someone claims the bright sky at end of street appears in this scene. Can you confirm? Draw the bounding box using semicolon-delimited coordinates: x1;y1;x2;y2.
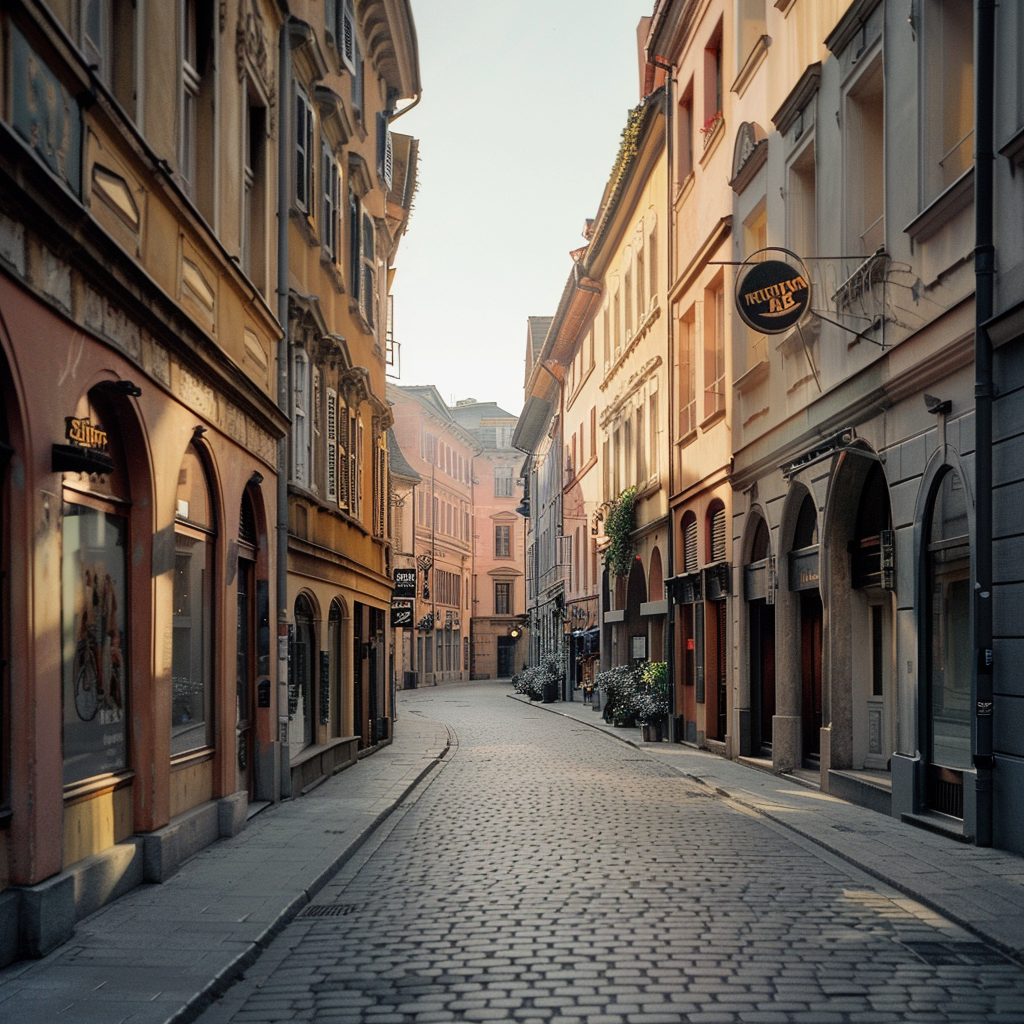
392;0;657;419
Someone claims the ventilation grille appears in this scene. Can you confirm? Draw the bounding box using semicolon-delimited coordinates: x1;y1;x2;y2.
299;902;366;918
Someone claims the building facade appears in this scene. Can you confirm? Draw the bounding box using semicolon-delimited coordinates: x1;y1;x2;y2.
283;0;420;792
0;0;289;963
449;400;527;681
388;384;479;687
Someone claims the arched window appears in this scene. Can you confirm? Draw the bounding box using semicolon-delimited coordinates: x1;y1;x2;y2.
750;517;770;562
171;443;216;756
793;494;818;549
328;601;343;736
61;390;130;784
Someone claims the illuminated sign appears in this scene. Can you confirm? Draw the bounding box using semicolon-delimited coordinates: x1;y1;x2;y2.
65;417;108;451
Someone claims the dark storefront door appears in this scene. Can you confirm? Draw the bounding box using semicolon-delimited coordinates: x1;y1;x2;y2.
497;636;516;678
750;600;775;753
236;558;255;799
800;590;823;763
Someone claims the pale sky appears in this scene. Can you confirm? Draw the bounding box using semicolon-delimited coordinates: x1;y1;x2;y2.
392;0;657;417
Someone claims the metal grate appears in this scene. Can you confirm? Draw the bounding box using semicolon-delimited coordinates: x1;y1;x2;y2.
299;902;366;918
900;941;1014;967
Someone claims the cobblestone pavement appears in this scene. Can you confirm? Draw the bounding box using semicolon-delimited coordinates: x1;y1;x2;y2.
197;682;1024;1024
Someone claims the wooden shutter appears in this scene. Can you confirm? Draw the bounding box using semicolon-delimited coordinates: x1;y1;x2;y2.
710;506;727;563
326;388;338;502
340;0;356;72
684;517;698;572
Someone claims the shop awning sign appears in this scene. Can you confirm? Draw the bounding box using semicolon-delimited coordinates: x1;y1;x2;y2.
735;248;811;335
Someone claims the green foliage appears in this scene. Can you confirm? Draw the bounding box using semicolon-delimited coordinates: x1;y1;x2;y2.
603;487;637;578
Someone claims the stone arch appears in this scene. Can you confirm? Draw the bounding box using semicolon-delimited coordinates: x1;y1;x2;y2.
625;555;648;662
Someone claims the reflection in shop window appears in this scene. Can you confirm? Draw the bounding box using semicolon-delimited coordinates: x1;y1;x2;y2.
62;505;128;784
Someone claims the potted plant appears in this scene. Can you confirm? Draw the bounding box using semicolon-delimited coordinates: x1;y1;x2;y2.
595;664;639;727
634;661;669;741
540;646;563;703
514;665;544;700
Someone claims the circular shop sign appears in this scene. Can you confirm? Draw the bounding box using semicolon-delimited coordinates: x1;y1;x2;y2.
734;249;811;335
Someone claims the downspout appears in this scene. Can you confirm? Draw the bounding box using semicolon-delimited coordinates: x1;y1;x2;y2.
276;19;293;798
650;54;676;741
973;0;996;846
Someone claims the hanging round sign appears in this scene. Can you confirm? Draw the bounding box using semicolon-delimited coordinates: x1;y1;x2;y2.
734;248;811;335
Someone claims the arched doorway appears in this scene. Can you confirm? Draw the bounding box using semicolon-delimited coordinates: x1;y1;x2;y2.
676;510;701;744
745;515;775;756
290;595;316;753
790;494;822;766
328;600;345;739
625;555;647;663
925;469;971;817
235;489;259;798
850;462;895;770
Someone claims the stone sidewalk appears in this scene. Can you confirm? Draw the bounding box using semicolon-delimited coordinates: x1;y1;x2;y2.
518;692;1024;963
0;712;452;1024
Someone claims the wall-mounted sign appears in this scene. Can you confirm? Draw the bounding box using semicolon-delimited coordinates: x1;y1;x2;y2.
390;602;414;628
735;248;811;335
66;417;109;451
393;567;416;599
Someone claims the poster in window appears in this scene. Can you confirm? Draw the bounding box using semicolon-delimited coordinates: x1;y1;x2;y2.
62;504;128;784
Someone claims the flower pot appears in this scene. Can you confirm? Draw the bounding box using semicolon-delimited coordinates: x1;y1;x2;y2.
542;680;558;703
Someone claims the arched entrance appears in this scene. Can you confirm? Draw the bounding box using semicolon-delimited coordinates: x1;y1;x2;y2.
924;469;971;817
745;515;775;756
850;462;895;770
706;501;728;741
290;594;317;753
648;547;664;661
625;555;647;663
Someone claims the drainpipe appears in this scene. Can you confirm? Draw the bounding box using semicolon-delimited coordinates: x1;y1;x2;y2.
973;0;996;846
276;19;293;798
649;53;676;741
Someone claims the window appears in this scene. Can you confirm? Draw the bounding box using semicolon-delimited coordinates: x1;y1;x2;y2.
295;87;314;213
590;407;597;457
682;512;699;572
624;261;634;336
704;22;723;126
312;367;322;493
338;396;350;509
495;524;511;558
290;596;315;751
649;391;659;480
743;207;768;368
373;434;387;538
635;245;645;322
635;405;646;485
360;208;376;328
339;0;356;74
737;0;766;68
495;582;512;616
494;466;514;497
171;444;215;756
603;305;611;368
180;0;200;198
614;288;622;357
243;95;267;290
292;350;310;486
679;307;697;436
922;0;973;203
326;388;338;502
708;502;727;564
846;57;885;256
82;0;112;86
704;281;725;420
321;138;341;260
788;141;816;259
377;112;394;191
677;80;694;183
648;224;658;303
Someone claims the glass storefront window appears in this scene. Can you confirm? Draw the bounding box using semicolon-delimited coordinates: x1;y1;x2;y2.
171;445;215;756
62;504;128;784
927;470;971;771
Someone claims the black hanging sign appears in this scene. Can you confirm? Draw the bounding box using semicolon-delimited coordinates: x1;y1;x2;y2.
393;567;416;599
735;248;811;335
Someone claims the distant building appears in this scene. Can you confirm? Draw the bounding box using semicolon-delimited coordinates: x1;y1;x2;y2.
450;400;527;679
388;384;481;687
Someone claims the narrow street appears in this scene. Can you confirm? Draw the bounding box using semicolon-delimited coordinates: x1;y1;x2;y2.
198;682;1024;1024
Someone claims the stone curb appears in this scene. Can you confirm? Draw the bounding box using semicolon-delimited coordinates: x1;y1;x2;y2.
509;692;1024;965
169;730;454;1024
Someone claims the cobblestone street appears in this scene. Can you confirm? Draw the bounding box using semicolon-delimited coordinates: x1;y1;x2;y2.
197;683;1024;1024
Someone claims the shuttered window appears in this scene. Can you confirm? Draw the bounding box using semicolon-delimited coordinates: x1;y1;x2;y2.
326;388;338;502
683;514;698;572
710;505;727;563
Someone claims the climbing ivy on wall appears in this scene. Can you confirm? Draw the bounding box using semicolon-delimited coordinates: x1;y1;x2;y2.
603;487;637;578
